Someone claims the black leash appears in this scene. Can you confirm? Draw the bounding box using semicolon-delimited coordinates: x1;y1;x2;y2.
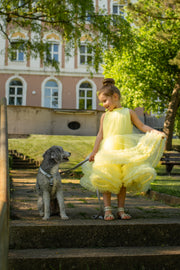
60;157;104;219
60;157;89;175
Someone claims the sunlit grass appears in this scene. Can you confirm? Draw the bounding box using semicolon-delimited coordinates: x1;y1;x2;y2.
151;164;180;197
151;182;180;197
8;135;180;196
8;134;96;170
173;138;180;146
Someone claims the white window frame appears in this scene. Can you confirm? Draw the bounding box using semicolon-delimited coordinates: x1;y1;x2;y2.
85;11;92;23
9;30;28;63
10;40;25;62
112;1;127;19
5;76;27;105
46;43;59;62
76;79;97;110
18;0;26;7
41;77;62;109
43;32;61;65
79;43;93;66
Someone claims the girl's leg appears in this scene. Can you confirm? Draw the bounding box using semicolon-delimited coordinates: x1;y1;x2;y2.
117;185;126;208
117;185;131;220
103;192;114;221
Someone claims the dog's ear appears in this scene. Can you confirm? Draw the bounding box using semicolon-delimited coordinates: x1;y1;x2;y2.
51;150;58;160
43;149;49;158
43;147;54;159
51;151;56;159
42;146;60;161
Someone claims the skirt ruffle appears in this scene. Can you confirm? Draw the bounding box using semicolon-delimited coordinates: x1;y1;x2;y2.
80;132;165;194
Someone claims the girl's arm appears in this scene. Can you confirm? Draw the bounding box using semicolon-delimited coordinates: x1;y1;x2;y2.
89;113;105;162
130;109;165;136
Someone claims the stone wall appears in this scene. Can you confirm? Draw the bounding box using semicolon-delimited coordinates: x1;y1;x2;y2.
7;105;102;136
7;105;165;136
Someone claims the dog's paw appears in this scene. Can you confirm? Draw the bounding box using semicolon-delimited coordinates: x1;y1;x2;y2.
42;216;50;220
61;215;69;220
39;211;44;217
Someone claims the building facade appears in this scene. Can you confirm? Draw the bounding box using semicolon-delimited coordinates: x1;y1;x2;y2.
1;0;160;136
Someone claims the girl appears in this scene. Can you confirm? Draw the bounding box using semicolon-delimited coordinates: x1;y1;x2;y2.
80;78;166;221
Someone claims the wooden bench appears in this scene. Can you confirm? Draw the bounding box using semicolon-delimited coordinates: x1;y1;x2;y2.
160;152;180;174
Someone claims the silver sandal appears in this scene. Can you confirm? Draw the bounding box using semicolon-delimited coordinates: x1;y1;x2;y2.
117;207;131;220
104;206;115;221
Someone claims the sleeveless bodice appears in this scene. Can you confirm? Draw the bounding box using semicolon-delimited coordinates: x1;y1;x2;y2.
103;108;133;138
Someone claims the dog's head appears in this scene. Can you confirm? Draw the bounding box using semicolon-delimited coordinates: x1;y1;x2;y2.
43;146;71;164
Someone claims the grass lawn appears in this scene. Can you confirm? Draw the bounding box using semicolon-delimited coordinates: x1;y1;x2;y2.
8;135;180;197
151;165;180;197
8;134;96;170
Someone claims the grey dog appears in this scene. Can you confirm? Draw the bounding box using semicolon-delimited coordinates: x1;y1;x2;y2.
36;145;71;220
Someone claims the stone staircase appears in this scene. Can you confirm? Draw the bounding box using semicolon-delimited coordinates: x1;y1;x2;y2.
8;219;180;270
9;150;40;169
8;158;180;269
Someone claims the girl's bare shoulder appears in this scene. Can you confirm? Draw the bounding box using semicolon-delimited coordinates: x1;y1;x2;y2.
101;112;106;119
129;109;137;117
129;109;134;114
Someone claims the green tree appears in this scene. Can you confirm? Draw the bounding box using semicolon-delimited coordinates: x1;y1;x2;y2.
103;0;180;150
0;0;132;71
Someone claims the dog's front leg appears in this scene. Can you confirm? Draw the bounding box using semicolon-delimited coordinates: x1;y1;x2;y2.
37;196;44;217
56;190;69;220
42;190;50;220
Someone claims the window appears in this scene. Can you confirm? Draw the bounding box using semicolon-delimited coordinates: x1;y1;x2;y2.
85;11;92;22
46;44;59;62
18;0;26;6
112;1;127;20
85;5;94;23
8;80;23;105
43;80;59;108
68;121;81;130
10;42;24;62
78;82;93;110
113;4;124;17
79;44;93;65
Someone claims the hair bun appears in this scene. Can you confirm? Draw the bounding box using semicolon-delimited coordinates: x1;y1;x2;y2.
103;78;115;86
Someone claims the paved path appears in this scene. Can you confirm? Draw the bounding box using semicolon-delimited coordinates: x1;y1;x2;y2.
10;169;180;222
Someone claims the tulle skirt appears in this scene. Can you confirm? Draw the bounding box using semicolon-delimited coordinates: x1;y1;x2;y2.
80;132;165;194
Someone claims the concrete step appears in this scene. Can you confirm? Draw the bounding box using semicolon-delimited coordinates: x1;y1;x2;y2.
11;158;37;164
11;164;38;169
10;219;180;249
9;169;180;269
9;150;39;169
8;246;180;270
11;158;32;163
10;158;38;169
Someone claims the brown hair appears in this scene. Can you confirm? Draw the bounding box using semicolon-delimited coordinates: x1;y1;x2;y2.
98;78;121;99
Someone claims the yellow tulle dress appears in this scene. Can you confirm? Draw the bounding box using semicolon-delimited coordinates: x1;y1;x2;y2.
80;108;166;194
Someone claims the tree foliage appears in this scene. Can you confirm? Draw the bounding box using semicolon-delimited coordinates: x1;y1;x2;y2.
0;0;132;71
103;0;180;150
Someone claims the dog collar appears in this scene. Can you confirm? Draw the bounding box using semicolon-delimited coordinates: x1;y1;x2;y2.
39;167;54;185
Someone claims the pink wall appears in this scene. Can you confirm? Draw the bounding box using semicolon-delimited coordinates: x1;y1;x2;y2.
0;73;104;110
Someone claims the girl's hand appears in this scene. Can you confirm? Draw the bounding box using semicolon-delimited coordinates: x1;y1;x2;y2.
161;132;167;139
89;151;96;162
152;130;167;139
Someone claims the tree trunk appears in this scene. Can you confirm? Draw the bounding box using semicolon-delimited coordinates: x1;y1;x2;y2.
163;75;180;151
